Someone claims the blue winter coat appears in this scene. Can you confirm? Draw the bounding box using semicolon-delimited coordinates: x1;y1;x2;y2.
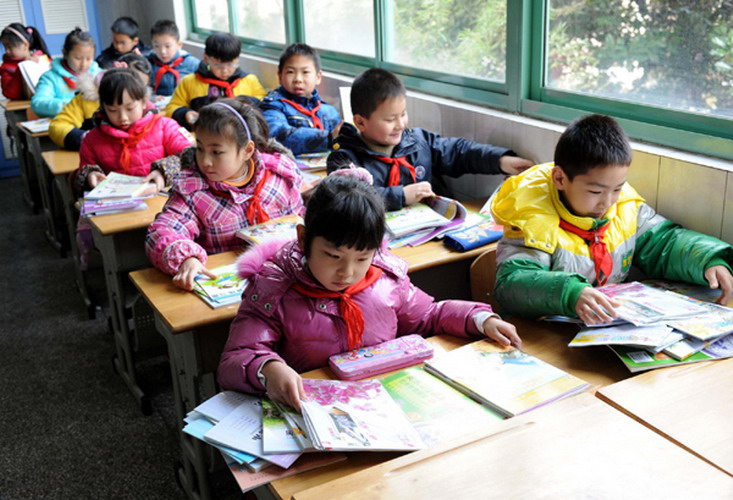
147;51;200;96
260;86;341;156
31;57;101;117
327;123;513;210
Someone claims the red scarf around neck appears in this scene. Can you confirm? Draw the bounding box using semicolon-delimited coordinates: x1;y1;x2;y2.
371;155;416;186
280;98;323;129
154;56;185;92
111;113;160;174
195;73;242;98
559;219;613;286
292;265;383;350
61;60;78;90
244;169;272;225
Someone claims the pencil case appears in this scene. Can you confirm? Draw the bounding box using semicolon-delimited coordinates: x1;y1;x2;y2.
443;219;503;252
328;334;434;380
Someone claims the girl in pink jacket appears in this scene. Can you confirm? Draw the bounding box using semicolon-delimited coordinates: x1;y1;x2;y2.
146;98;304;291
217;171;521;410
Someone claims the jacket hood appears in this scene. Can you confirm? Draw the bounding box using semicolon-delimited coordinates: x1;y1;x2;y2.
333;122;416;157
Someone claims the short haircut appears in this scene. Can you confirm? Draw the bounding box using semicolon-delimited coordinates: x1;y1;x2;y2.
98;68;149;106
350;68;406;118
62;27;95;56
204;32;241;62
150;19;180;40
554;114;633;179
194;97;270;152
303;174;386;256
278;43;321;73
111;16;139;39
118;52;153;81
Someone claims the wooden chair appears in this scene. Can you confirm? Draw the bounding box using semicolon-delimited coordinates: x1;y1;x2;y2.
469;247;500;310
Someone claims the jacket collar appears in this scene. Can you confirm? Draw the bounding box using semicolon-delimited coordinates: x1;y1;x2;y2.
333;122;417;157
195;59;246;82
271;86;323;105
94;101;158;135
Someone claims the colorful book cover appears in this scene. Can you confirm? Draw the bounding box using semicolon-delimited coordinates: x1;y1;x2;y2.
382;367;503;446
568;324;674;349
665;299;733;341
295;152;328;171
385;202;451;240
609;333;733;372
192;264;247;309
235;214;300;246
423;341;589;418
300;378;425;452
183;412;258;465
84;172;155;200
261;399;303;454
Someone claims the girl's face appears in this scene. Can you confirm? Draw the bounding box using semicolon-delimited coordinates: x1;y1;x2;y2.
195;129;254;182
3;40;29;59
103;90;146;130
65;43;95;74
298;226;376;292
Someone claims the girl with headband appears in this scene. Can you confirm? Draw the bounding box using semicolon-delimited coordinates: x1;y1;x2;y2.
146;97;305;291
1;23;50;100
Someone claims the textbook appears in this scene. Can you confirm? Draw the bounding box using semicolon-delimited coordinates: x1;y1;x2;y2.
295;152;328;171
568;323;676;349
192;264;247;309
85;172;156;200
235;213;300;246
18;117;51;134
227;453;347;494
609;333;733;372
262;399;303;454
665;298;733;341
18;58;51;95
386;196;467;248
80;197;149;216
423;340;589;418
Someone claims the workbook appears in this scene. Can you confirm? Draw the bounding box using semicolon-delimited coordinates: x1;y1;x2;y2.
568;323;676;349
609;333;733;372
423;340;589;418
386;196;467;248
84;172;156;200
235;213;300;246
192;264;247;309
18;117;51;134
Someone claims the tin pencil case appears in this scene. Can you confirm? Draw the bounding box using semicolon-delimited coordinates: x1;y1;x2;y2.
328;334;434;380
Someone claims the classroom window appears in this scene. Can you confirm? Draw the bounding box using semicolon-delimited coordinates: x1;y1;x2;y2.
193;0;229;32
232;0;286;44
302;0;375;58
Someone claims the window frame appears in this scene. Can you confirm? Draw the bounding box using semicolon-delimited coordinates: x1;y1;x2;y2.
184;0;733;161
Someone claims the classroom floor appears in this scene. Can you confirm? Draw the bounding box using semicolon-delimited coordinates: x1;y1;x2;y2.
0;177;241;499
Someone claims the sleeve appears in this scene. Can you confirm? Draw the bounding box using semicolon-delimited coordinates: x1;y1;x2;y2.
243;74;267;100
150;153;183;186
70;164;104;198
493;237;590;318
49;96;84;149
145;193;208;275
31;71;66;117
1;66;24;100
327;149;406;210
161;118;195;155
261;104;330;156
634;204;733;283
419;128;513;178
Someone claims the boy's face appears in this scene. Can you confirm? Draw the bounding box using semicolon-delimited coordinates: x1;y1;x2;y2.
552;164;629;219
112;33;138;54
354;95;408;147
152;34;182;63
278;54;322;97
298;227;376;292
204;54;239;80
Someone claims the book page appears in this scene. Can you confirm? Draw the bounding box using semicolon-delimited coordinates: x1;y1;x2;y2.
339;86;353;124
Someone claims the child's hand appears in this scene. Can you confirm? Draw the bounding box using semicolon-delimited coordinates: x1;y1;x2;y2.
575;287;618;325
330;121;344;141
185;111;199;125
152;95;166;103
87;171;107;188
143;170;165;193
482;316;522;348
262;361;305;412
403;182;435;205
499;156;534;175
173;257;216;291
705;265;733;306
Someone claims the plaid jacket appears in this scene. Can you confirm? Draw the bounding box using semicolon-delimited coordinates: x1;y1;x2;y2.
146;146;304;275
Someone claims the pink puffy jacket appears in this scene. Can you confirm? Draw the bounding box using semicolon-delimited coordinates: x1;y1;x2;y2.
79;103;193;176
217;240;494;394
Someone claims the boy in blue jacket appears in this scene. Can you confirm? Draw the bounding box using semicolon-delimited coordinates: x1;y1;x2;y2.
147;19;199;96
327;68;533;210
96;17;150;69
260;43;341;155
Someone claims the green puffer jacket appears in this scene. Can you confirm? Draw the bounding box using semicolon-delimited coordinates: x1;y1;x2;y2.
490;163;733;318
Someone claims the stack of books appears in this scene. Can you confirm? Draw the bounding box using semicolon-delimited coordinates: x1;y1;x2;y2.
386;196;467;248
81;172;155;216
295;152;328;172
235;213;300;246
192;264;248;309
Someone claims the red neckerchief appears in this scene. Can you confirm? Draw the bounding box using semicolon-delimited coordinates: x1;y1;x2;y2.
559;219;613;286
244;169;272;225
292;266;383;350
153;56;185;92
109;114;161;174
370;155;416;186
280;98;323;129
61;60;78;90
195;73;242;98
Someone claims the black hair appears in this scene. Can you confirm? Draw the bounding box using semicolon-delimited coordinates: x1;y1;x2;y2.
554;114;633;179
278;43;321;73
98;68;149;106
194;97;270;152
62;27;95;56
204;32;241;62
303;174;386;257
117;52;153;81
1;23;49;57
111;16;139;39
150;19;180;40
351;68;406;118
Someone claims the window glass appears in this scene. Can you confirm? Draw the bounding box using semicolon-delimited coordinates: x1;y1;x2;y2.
385;0;506;82
546;0;733;119
233;0;286;44
193;0;230;32
302;0;375;58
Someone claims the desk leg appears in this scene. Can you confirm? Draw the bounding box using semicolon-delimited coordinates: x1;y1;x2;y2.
34;142;67;256
5;110;40;212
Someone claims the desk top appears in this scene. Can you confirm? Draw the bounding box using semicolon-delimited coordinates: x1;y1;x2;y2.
89;195;167;236
290;393;732;500
43;150;80;176
597;357;733;476
0;99;31;111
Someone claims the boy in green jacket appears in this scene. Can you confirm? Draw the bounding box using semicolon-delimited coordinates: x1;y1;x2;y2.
490;114;733;324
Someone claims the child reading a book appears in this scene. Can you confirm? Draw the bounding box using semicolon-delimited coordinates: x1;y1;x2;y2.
217;170;521;411
95;16;150;69
260;43;341;156
147;19;199;97
165;32;267;129
50;53;153;151
491;114;733;324
31;27;100;117
146;98;304;290
326;68;534;211
1;23;50;100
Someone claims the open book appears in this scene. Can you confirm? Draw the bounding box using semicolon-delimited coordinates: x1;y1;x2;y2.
85;172;155;200
18;117;51;134
386;196;467;248
235;213;300;246
18;58;51;95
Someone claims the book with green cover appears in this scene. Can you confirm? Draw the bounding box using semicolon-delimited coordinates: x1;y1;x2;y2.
192;264;247;309
609;334;733;372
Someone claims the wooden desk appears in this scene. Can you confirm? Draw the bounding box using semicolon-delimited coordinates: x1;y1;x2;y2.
292;393;732;499
90;195;167;413
1;100;40;211
597;357;733;477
